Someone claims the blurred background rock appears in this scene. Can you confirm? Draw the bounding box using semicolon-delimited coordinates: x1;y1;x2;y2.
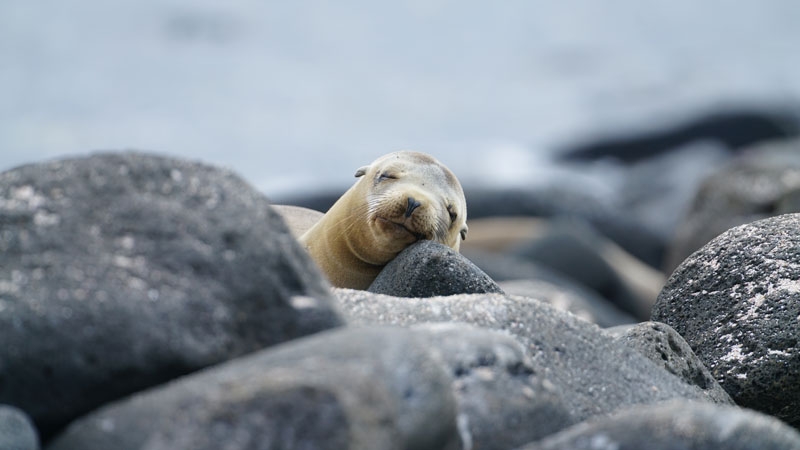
3;0;800;276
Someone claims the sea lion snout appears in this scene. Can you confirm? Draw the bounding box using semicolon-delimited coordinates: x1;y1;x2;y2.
405;196;422;218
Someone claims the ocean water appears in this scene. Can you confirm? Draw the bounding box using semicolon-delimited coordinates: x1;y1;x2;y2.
2;1;800;199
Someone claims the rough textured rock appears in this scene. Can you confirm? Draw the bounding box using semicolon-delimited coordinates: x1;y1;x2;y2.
653;214;800;427
410;323;576;450
0;405;39;450
519;400;800;450
0;152;343;437
368;240;504;297
500;279;634;327
666;139;800;272
605;322;732;404
49;326;459;450
335;290;724;426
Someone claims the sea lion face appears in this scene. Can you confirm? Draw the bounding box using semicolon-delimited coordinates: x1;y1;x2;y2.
352;151;468;261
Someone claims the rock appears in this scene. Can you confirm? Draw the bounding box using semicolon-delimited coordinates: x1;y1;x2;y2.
518;400;800;450
270;204;324;238
463;186;665;268
0;152;343;437
0;405;39;450
48;326;460;450
509;219;663;320
335;290;726;426
557;106;797;163
464;250;636;326
410;323;576;449
500;279;635;327
665;139;800;272
653;214;800;427
605;322;732;404
367;240;504;297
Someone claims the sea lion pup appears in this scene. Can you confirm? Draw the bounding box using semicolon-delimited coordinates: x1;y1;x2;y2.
299;151;468;289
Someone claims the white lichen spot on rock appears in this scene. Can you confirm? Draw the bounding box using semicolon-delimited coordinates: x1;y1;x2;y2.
117;235;136;250
170;169;183;182
721;344;745;363
740;294;766;321
0;279;20;294
33;210;60;227
777;278;800;294
768;349;791;358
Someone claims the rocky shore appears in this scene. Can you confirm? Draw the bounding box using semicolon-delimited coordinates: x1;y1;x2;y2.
2;144;800;449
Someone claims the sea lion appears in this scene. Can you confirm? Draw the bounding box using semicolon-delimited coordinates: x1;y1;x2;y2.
298;151;468;289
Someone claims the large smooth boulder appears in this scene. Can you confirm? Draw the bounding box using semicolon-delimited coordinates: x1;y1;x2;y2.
519;400;800;450
653;214;800;426
49;326;463;450
0;152;343;437
0;405;39;450
336;290;725;426
409;323;575;449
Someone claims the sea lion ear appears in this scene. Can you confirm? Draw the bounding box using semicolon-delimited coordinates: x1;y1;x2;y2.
354;166;369;177
460;225;468;241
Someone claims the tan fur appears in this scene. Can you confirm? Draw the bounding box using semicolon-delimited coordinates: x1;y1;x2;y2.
299;151;468;289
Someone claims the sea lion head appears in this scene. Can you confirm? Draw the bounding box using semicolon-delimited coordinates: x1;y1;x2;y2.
348;151;468;264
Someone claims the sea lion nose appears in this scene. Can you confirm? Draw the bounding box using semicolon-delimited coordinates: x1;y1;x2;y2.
405;196;421;217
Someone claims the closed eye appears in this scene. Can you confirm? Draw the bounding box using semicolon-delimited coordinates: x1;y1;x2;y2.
377;172;397;182
447;205;457;223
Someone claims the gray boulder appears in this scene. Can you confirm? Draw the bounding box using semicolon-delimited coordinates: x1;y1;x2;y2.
0;405;39;450
518;400;800;450
335;290;725;426
48;326;460;450
605;322;733;404
368;240;504;297
463;249;636;327
410;323;575;450
653;213;800;427
666;139;800;272
0;152;343;437
500;279;634;327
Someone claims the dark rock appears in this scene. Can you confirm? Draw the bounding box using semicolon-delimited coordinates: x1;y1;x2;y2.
48;326;460;450
463;187;666;268
0;405;39;450
368;240;504;297
518;400;800;450
335;290;727;426
500;279;635;327
464;250;636;326
0;152;343;438
653;214;800;427
557;106;799;163
509;219;660;320
665;139;800;272
605;322;732;404
410;323;576;449
614;141;732;243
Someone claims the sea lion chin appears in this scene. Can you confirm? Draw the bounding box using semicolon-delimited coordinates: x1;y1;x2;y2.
299;151;468;289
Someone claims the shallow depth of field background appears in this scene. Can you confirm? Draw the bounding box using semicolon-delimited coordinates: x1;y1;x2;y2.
2;1;800;199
